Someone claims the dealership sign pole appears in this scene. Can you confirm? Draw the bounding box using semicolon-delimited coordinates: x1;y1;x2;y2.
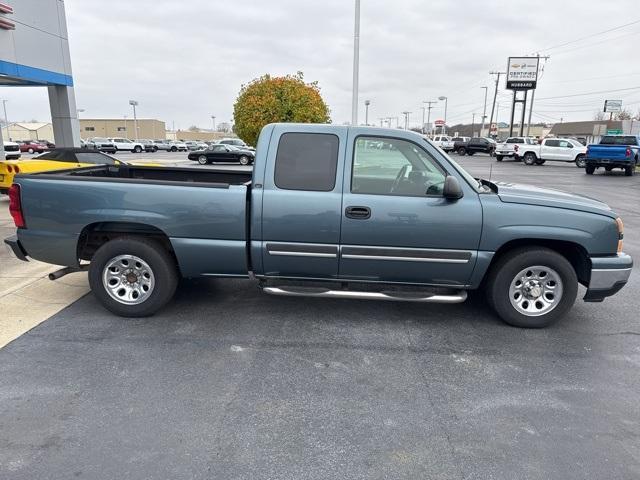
506;57;539;137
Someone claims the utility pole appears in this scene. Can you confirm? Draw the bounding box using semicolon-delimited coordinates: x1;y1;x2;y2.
211;115;216;131
2;99;9;138
526;54;550;137
471;113;476;137
402;111;411;130
488;71;505;138
364;100;370;125
423;100;436;136
438;96;448;134
351;0;361;126
480;86;488;136
378;117;385;127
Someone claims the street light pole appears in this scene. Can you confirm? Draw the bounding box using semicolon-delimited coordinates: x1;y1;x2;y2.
351;0;361;126
438;96;448;134
480;86;488;136
401;111;411;130
2;99;9;131
471;113;476;137
423;100;435;135
364;100;370;126
129;100;139;140
211;115;216;131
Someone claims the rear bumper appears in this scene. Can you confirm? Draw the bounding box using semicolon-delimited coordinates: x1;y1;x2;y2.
4;234;29;262
586;158;633;166
584;253;632;302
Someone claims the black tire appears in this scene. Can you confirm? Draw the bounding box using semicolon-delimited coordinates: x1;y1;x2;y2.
239;155;250;165
485;247;578;328
605;166;613;172
467;151;475;156
535;159;545;165
457;147;466;156
496;155;503;162
625;165;635;176
197;154;209;165
88;237;178;317
133;146;142;153
153;146;158;152
523;152;537;165
575;155;586;168
585;165;595;175
171;146;177;152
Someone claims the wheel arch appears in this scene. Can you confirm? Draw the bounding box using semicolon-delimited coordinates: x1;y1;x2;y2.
481;238;591;287
77;221;180;272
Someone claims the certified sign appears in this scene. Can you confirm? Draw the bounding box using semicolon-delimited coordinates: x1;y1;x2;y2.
506;57;540;90
604;100;622;113
434;119;445;127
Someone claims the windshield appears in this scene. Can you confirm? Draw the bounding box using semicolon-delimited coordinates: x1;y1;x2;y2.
600;136;638;145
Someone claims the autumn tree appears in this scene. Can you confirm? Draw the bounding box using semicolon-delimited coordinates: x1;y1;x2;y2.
233;72;330;146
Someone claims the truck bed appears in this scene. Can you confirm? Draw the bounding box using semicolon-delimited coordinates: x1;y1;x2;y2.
14;164;252;277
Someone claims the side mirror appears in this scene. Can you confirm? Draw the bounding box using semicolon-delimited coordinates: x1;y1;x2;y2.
567;144;573;148
443;176;463;200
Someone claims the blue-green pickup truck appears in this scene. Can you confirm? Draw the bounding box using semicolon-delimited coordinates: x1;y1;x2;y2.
4;124;633;328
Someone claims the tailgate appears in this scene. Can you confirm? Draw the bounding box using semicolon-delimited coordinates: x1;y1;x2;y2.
587;145;630;160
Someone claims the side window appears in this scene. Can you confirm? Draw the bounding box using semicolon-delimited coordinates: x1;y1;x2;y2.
274;133;339;191
351;137;446;197
558;140;571;148
506;138;516;144
545;139;560;147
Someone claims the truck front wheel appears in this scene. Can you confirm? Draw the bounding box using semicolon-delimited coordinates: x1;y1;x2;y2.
486;247;578;328
88;237;178;317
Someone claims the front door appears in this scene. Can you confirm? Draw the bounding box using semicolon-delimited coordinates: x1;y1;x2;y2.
339;133;482;286
541;139;561;160
260;125;346;279
556;139;574;161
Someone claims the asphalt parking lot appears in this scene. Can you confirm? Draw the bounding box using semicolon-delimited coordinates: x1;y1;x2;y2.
1;154;639;479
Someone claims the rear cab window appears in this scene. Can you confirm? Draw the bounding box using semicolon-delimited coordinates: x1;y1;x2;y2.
274;133;339;191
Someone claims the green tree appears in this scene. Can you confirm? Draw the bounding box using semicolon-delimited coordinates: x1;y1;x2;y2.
233;72;330;146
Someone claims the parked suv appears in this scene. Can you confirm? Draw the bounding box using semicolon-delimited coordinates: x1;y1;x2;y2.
2;141;21;160
86;137;117;154
137;139;158;152
152;140;171;151
430;135;451;150
108;138;145;153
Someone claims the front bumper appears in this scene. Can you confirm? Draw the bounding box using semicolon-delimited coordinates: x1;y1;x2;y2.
4;235;29;262
584;253;633;302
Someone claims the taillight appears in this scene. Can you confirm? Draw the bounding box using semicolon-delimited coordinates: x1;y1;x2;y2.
626;147;631;157
13;165;19;173
6;165;12;173
616;217;624;253
8;184;25;228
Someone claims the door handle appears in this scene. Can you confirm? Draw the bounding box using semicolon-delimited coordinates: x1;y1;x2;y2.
345;206;371;219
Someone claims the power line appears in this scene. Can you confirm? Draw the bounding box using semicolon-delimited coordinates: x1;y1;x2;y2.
531;18;640;54
536;86;640;100
550;30;640;57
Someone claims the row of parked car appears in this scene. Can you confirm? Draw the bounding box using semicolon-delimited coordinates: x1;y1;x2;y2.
430;133;640;175
81;137;252;154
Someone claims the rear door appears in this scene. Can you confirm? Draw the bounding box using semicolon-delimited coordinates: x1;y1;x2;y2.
339;131;482;286
541;139;560;160
260;125;346;279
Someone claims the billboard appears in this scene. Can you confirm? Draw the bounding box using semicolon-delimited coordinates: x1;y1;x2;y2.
506;57;539;90
0;0;73;86
604;100;622;113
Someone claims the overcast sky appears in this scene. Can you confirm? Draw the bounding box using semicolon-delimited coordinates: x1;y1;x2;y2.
2;0;640;130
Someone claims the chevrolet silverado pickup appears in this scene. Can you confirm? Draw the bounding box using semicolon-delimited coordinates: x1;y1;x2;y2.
499;137;588;167
585;135;640;176
4;124;632;328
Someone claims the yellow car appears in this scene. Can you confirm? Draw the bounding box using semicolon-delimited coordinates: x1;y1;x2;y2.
1;148;162;193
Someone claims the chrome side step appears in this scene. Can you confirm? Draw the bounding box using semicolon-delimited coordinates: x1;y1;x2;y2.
262;286;467;303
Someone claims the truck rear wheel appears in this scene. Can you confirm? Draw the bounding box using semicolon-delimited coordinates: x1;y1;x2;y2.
496;155;503;162
486;247;577;328
625;165;635;176
585;165;595;175
88;237;178;317
457;147;466;156
523;152;537;165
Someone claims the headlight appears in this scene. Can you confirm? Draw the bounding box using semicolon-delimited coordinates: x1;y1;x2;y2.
616;217;624;253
